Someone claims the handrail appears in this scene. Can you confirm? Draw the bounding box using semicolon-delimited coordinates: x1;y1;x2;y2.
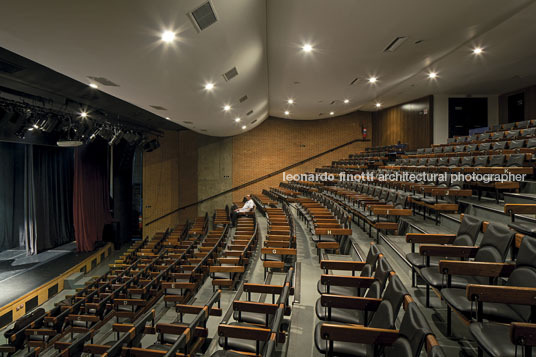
145;138;370;227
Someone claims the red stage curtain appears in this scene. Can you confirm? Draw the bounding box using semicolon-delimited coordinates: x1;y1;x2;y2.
73;142;112;252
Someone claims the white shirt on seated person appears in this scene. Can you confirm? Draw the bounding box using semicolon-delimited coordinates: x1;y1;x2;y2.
236;197;255;213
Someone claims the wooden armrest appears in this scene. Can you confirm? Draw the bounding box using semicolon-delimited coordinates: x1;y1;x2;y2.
317;242;339;249
511;322;536;346
233;301;278;314
405;233;456;244
243;283;284;294
466;285;536;305
368;204;394;210
438;260;515;278
209;266;245;273
217;324;271;341
320;275;375;288
320;260;366;271
430;189;472;197
505;204;536;215
261;248;297;255
112;323;134;332
419;245;478;258
83;344;111;354
320;294;382;311
370;208;412;216
320;323;400;345
175;305;222;316
25;329;57;336
315;228;352;236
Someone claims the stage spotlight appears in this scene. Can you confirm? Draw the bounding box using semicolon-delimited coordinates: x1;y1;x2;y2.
108;129;124;146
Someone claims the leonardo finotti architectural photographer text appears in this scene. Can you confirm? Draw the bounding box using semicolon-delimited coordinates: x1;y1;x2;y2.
282;171;527;184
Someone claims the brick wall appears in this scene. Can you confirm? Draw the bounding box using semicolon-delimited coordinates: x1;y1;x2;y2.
143;110;372;235
232;111;372;201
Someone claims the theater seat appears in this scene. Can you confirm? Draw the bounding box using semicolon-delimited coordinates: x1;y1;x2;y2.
218;322;266;354
469;322;515;357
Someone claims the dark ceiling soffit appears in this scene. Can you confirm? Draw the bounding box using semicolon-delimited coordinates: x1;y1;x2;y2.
0;46;186;134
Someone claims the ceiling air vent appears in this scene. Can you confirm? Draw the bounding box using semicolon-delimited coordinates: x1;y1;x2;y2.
183;121;193;124
223;67;238;82
239;95;248;103
246;110;253;116
189;1;218;32
87;76;119;87
200;129;207;132
0;59;23;74
330;100;336;105
349;77;359;86
149;105;167;111
250;119;257;124
384;36;408;52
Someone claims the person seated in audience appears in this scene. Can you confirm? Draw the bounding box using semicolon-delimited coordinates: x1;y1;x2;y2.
231;195;255;227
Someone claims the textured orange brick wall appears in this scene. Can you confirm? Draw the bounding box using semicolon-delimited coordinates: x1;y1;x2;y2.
232;111;372;201
143;111;372;232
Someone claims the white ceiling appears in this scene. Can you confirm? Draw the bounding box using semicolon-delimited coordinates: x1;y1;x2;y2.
1;0;536;136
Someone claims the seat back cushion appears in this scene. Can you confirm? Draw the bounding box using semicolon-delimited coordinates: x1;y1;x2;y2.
454;215;482;246
398;302;432;357
506;153;525;167
506;237;536;321
475;223;513;264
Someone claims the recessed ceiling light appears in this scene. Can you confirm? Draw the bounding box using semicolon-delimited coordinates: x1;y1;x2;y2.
80;111;88;118
242;125;246;130
235;117;241;122
375;102;382;108
28;127;34;131
368;77;378;84
223;105;231;111
343;99;350;104
472;47;483;55
428;71;437;79
287;99;294;104
165;117;171;120
329;111;335;116
161;30;176;43
302;44;313;53
204;82;214;91
89;83;98;89
284;110;290;115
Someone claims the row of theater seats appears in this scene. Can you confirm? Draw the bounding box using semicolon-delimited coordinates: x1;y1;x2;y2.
404;207;536;356
290;192;353;262
445;127;536;146
314;242;445;357
415;138;536;156
260;203;297;279
0;226;183;356
296;171;536;356
0;209;239;356
394;152;530;168
209;215;257;291
211;269;294;357
488;119;536;132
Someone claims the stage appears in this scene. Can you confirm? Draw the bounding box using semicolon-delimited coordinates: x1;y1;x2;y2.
0;241;113;328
